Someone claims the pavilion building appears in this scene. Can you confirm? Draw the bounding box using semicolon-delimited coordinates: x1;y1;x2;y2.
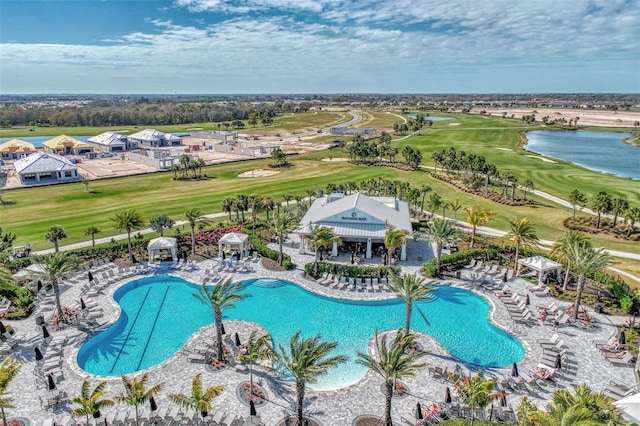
297;192;412;260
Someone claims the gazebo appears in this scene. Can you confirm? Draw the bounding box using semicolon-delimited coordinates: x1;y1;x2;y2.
148;237;177;263
517;255;562;283
218;233;250;260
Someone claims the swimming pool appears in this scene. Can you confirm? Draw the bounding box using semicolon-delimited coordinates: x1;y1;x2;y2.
77;276;524;390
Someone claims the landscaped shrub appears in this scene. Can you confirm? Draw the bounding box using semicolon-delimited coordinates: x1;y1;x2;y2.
244;230;295;270
423;248;499;277
304;261;400;279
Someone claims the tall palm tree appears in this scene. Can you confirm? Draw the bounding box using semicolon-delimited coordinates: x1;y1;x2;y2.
424;219;463;277
168;374;224;425
110;209;145;262
611;197;629;227
384;226;410;265
194;277;250;361
0;357;22;426
117;374;164;426
502;217;539;274
625;206;640;237
72;380;115;426
282;193;294;207
305;225;341;262
275;331;347;426
387;273;434;335
221;197;235;222
591;191;612;230
419;184;432;216
465;206;494;248
37;252;77;321
564;243;612;320
356;330;427;426
84;226;101;248
185;208;209;256
525;384;625;426
448;370;502;426
272;210;296;266
262;195;275;222
236;194;249;223
45;225;67;252
236;331;273;401
551;231;592;290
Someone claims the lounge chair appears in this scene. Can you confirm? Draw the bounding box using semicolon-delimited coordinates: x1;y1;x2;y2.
463;259;477;269
537;333;559;346
594;336;617;348
532;286;550;297
365;278;373;291
316;272;328;283
471;262;484;271
320;274;334;285
540;339;566;350
512;311;533;324
486;264;499;275
347;277;355;290
607;352;634;366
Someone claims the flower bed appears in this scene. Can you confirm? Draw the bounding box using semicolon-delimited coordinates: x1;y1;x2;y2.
236;381;268;406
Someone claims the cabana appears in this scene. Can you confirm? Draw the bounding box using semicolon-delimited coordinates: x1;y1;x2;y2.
614;391;640;424
218;233;250;260
517;255;562;283
147;237;177;263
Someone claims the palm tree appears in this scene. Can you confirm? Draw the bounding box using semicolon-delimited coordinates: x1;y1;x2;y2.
591;191;612;229
611;197;629;227
110;209;145;262
194;277;249;361
356;330;427;426
625;206;640;237
84;226;101;247
387;273;434;335
221;197;235;222
168;374;224;425
236;331;273;401
448;370;502;426
45;225;67;252
551;231;591;290
465;206;494;248
236;194;249;223
37;252;77;321
72;380;115;426
384;226;410;265
424;219;463;277
117;374;164;426
185;208;209;255
305;225;341;262
149;214;174;237
419;185;432;216
564;243;612;320
272;211;296;266
569;189;587;219
524;384;625;426
262;195;275;222
502;217;539;274
449;198;462;220
282;193;294;207
274;331;347;426
0;357;22;426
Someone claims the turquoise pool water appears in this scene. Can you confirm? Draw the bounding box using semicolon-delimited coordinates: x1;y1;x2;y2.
77;276;524;390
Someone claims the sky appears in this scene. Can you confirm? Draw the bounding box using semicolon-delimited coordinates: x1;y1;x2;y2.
1;0;639;94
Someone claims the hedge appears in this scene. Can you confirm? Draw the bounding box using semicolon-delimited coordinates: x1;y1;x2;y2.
304;261;400;279
244;230;295;270
423;248;499;277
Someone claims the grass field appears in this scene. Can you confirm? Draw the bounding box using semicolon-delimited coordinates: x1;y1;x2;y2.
354;110;406;129
1;111;638;278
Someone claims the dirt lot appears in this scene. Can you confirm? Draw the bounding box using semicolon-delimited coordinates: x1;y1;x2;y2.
483;107;640;127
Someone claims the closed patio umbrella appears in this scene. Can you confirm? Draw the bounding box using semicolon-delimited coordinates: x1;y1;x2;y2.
80;298;87;310
35;346;44;361
37;280;43;291
93;410;101;420
416;402;423;420
220;322;226;335
250;400;257;417
445;386;452;403
150;396;158;412
511;362;519;377
501;395;508;407
47;374;56;390
0;321;6;335
234;332;241;347
42;325;50;339
555;354;562;369
619;331;627;345
88;271;94;282
525;294;530;306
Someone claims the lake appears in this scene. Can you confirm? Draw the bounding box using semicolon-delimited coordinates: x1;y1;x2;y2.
405;114;454;122
0;135;92;148
525;130;639;180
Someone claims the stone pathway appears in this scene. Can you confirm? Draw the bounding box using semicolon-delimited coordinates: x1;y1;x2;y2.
3;239;636;426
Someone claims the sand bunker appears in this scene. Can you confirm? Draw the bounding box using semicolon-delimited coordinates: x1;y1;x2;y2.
237;169;280;178
448;123;461;126
496;148;512;151
525;155;557;163
321;157;349;162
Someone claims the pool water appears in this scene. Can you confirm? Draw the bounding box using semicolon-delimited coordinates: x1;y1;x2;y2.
77;276;524;390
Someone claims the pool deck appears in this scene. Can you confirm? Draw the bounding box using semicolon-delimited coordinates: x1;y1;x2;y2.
4;240;637;425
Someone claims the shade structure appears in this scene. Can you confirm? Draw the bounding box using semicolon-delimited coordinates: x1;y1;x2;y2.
445;386;452;403
234;332;241;347
555;354;562;369
416;402;423;420
35;346;44;361
150;396;158;412
80;298;86;310
47;374;56;390
250;400;257;417
42;325;50;339
511;362;519;377
620;331;627;345
221;322;226;335
0;321;6;335
88;271;94;282
615;392;640;423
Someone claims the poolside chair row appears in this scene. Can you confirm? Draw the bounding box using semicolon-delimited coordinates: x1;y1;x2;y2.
316;274;390;292
528;283;551;297
499;293;535;324
603;379;637;400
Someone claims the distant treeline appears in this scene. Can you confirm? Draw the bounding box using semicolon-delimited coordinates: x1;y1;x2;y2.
0;99;313;127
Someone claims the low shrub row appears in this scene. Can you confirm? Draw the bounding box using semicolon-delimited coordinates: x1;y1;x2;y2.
423;248;499;277
304;261;401;279
244;231;295;270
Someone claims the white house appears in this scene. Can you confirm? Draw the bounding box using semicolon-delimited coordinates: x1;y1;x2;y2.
128;129;182;148
87;132;137;152
14;152;78;185
297;192;412;260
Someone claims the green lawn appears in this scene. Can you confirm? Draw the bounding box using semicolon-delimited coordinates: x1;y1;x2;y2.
354;110;406;129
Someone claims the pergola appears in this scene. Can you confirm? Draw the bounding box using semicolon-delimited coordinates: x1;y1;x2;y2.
148;237;177;262
517;255;562;284
218;233;250;259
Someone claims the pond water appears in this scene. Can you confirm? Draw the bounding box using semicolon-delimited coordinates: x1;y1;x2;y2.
525;130;639;180
405;114;454;122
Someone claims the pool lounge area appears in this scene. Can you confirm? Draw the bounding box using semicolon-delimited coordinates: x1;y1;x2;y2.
2;240;635;425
